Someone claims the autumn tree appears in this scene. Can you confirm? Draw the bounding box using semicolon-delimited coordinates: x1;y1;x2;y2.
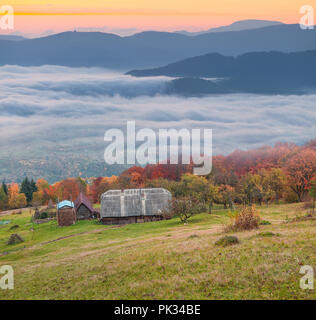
237;174;258;205
266;168;287;203
169;197;204;224
16;193;27;209
284;149;316;202
42;185;58;204
118;166;145;188
36;178;50;192
251;171;274;206
32;191;44;207
77;177;88;194
181;174;217;213
216;185;235;209
8;183;21;209
89;177;111;203
54;178;81;202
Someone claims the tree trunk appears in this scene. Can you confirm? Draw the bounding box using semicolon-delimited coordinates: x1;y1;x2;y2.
208;202;212;214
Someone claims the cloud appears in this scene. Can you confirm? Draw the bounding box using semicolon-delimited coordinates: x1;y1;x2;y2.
0;65;315;164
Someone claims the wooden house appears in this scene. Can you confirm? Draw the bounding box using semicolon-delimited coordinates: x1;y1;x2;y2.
74;193;98;220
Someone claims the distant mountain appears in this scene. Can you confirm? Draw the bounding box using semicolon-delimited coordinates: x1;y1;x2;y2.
177;19;284;36
0;24;315;70
0;35;26;41
128;50;316;95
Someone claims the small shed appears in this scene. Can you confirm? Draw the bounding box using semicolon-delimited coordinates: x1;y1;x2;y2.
74;193;96;220
56;200;76;226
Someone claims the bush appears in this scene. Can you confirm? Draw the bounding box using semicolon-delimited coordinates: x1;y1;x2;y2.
225;205;260;232
9;224;19;230
259;220;271;225
257;231;280;237
39;211;48;219
215;235;239;247
187;234;199;239
7;233;24;245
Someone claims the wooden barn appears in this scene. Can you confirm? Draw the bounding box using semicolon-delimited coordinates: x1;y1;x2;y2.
56;200;76;226
74;193;98;220
100;188;172;225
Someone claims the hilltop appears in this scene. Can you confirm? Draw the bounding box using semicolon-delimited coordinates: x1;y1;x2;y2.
0;203;315;299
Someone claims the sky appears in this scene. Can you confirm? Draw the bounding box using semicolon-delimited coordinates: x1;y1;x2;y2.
1;0;310;36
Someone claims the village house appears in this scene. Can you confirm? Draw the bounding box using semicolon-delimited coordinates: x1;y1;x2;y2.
74;193;98;220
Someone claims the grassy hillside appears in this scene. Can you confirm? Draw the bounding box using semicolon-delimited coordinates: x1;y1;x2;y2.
0;203;315;300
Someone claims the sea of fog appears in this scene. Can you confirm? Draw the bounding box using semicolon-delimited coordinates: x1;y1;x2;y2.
0;65;315;158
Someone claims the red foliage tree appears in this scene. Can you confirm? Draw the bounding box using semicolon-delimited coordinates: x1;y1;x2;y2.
284;149;316;201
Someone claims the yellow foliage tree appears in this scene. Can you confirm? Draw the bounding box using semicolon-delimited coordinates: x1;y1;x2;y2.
8;183;20;209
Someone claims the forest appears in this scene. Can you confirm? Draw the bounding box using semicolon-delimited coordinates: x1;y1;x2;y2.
1;140;315;212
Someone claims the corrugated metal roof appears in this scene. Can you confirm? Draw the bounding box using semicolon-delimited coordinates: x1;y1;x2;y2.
57;200;74;210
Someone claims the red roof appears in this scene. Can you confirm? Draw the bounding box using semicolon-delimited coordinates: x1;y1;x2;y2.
74;193;94;213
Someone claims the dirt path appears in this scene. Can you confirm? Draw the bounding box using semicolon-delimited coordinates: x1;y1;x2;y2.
20;224;224;270
0;206;45;217
0;225;123;257
41;225;122;245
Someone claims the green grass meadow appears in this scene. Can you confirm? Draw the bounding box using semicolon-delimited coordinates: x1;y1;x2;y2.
0;203;315;300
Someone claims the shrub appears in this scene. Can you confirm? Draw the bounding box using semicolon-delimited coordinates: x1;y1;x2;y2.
9;224;19;230
225;205;260;232
215;235;239;247
7;233;24;245
257;231;280;237
187;234;199;239
259;220;271;225
39;211;48;219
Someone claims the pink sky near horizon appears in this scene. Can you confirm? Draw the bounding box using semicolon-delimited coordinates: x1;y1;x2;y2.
0;1;310;35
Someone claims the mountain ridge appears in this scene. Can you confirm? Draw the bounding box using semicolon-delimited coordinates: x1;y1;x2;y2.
0;24;315;70
176;19;284;36
128;50;316;95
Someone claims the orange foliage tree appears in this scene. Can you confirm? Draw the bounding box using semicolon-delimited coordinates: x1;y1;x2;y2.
284;149;316;202
8;183;26;209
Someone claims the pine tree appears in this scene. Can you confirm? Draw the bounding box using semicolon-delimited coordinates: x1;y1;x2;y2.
30;179;38;196
20;177;37;205
0;186;8;210
2;180;8;196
